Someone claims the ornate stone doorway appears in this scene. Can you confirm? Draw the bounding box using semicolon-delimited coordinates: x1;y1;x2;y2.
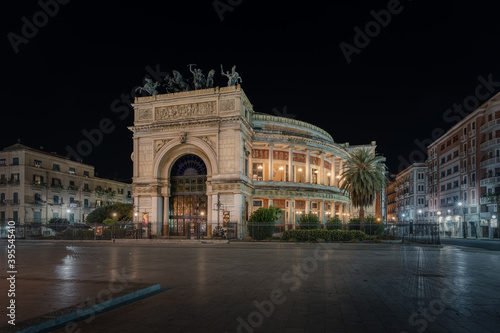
168;154;207;238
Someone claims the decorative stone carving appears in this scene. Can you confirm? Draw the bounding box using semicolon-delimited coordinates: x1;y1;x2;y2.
220;99;235;112
155;101;216;120
155;139;171;153
180;132;187;143
138;109;153;121
201;136;216;150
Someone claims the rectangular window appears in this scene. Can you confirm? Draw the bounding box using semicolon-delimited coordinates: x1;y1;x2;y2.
0;159;5;166
69;167;76;175
34;160;42;168
252;163;263;181
12;158;19;165
83;170;90;177
53;164;60;171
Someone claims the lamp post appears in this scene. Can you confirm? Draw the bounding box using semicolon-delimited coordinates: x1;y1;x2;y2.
213;194;225;239
279;166;284;181
458;202;466;238
437;210;442;240
112;212;117;241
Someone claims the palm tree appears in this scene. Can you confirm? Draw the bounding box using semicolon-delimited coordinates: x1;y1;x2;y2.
340;148;386;225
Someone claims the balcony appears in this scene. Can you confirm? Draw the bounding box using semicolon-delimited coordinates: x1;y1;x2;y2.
480;119;500;133
480;138;500;150
461;168;467;173
67;185;79;192
468;164;475;171
468;147;476;155
32;181;47;189
8;179;20;186
480;195;500;205
480;176;500;186
461;184;468;190
461;135;467;142
461;152;467;158
50;184;64;191
480;157;500;168
469;181;476;187
8;200;20;205
469;129;476;137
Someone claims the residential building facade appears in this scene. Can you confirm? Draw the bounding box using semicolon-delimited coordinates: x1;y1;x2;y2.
394;163;427;226
427;91;500;238
0;144;133;232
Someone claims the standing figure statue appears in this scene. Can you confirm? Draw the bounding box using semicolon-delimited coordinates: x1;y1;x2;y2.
221;64;242;86
206;69;215;88
135;78;159;96
188;64;206;90
172;70;191;91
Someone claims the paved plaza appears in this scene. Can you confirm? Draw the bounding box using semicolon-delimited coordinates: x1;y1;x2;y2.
1;240;500;333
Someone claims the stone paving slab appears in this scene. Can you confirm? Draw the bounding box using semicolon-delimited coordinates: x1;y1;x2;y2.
1;241;499;332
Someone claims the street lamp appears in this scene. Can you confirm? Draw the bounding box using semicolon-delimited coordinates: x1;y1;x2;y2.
458;202;466;238
213;194;225;239
112;212;117;241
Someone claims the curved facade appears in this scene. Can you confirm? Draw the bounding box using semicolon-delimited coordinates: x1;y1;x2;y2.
130;86;376;238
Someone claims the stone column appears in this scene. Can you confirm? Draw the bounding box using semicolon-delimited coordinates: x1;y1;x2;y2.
321;152;325;185
306;199;310;214
306;149;310;183
331;201;335;217
288;146;294;182
152;196;163;236
288;199;293;230
269;144;274;181
292;199;296;229
269;198;273;207
339;159;344;187
331;155;335;187
340;203;344;224
133;137;139;179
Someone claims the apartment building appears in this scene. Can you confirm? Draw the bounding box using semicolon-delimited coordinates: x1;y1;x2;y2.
386;174;397;228
427;91;500;238
394;163;427;225
0;144;133;227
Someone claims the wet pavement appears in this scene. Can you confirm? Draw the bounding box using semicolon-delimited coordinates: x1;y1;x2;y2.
1;240;499;332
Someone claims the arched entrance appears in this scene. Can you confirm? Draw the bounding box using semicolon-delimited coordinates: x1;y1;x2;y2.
168;154;208;239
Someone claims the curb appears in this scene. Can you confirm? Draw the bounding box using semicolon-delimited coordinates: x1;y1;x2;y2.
16;284;162;333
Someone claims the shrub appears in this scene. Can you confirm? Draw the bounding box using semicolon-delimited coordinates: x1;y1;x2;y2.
347;217;361;230
326;216;343;230
298;213;320;230
281;229;367;242
247;206;282;240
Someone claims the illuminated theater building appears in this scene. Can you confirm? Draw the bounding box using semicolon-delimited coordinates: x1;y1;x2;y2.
130;85;381;238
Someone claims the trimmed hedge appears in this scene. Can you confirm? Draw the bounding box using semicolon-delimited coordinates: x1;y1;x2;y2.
282;229;367;242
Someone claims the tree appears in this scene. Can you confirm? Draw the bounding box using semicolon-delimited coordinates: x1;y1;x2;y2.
326;216;343;230
86;203;133;224
298;213;320;230
340;148;386;225
247;206;282;240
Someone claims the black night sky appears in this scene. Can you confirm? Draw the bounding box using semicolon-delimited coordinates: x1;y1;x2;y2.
2;0;500;180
